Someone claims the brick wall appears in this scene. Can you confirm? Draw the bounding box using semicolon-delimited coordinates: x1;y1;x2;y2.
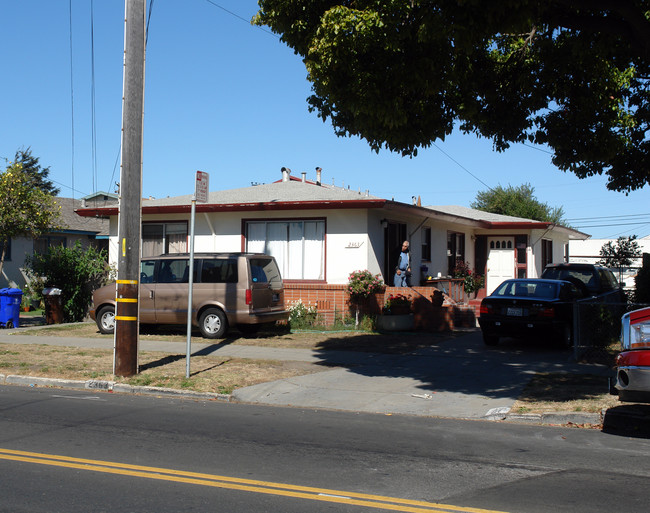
284;284;479;330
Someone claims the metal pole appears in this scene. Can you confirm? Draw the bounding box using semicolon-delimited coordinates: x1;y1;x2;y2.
186;196;196;379
114;0;145;377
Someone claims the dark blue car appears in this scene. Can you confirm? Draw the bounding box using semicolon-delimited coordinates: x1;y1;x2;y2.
478;278;585;347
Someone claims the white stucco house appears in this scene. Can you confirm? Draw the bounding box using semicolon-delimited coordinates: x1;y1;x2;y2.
76;168;588;325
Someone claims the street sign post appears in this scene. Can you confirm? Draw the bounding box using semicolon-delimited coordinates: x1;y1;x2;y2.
186;171;209;378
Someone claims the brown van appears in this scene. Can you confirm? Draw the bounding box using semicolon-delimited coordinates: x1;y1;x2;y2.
90;253;289;338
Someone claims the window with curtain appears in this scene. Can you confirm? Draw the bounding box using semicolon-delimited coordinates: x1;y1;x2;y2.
245;220;325;280
142;222;187;257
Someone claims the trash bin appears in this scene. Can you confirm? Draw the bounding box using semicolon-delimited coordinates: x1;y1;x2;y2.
0;288;23;329
42;288;63;325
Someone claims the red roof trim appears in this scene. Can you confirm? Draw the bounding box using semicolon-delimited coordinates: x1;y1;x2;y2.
484;222;551;229
76;199;387;217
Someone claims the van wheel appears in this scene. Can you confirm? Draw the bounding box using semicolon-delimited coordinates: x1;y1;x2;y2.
97;306;115;334
199;308;228;339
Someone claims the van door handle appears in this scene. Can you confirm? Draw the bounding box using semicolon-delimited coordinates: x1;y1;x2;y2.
149;290;154;299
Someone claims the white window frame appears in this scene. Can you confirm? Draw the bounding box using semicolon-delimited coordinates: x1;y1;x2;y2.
245;218;325;281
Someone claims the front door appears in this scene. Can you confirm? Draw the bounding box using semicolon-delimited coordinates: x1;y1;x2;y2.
486;237;515;294
384;222;407;286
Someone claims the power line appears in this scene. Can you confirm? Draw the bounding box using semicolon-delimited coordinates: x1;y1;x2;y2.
431;142;494;191
203;0;278;38
566;213;650;221
68;0;75;200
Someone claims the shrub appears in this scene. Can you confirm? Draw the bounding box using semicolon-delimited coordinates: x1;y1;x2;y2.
288;300;320;329
24;241;112;322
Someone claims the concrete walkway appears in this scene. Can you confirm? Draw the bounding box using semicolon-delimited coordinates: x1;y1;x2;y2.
0;326;612;422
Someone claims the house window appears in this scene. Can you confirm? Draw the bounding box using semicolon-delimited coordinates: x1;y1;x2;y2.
34;236;66;255
142;222;188;257
421;227;431;262
447;232;465;274
0;238;11;261
541;239;553;268
245;219;325;280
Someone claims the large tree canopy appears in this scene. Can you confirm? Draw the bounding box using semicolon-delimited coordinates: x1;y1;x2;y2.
254;1;650;192
471;183;566;223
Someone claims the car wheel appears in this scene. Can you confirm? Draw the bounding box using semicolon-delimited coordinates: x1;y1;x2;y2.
483;333;499;346
97;306;115;334
557;323;572;349
199;308;228;339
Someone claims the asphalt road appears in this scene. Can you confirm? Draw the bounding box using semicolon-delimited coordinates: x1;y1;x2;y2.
1;385;650;512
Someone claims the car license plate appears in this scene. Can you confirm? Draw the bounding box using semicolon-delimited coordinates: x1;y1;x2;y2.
507;307;523;317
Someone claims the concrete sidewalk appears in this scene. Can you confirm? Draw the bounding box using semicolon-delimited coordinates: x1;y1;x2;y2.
0;325;613;423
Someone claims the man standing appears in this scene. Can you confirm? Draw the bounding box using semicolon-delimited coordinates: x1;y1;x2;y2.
394;241;411;287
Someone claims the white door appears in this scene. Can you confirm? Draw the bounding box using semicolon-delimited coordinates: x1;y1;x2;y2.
486;237;516;295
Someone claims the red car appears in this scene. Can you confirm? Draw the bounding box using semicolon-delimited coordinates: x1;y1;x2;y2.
613;307;650;403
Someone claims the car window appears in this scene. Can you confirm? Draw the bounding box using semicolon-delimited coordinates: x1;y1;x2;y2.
250;258;282;287
157;259;190;283
141;260;156;283
200;259;238;283
599;269;618;290
493;280;558;298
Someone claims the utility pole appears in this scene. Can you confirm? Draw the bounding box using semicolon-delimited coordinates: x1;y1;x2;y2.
114;0;145;377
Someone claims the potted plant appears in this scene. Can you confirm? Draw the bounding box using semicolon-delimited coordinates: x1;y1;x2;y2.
382;293;412;315
452;260;485;298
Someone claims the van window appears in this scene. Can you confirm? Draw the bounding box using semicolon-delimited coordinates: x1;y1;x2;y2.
200;259;238;283
157;259;190;283
141;260;156;283
250;258;282;287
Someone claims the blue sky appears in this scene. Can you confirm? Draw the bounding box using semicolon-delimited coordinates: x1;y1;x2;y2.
2;0;649;239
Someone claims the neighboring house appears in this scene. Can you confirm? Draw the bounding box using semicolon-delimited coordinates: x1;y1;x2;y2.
0;194;114;289
76;169;588;327
569;236;650;289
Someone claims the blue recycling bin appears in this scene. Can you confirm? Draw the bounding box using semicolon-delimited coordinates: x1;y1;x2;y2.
0;288;22;328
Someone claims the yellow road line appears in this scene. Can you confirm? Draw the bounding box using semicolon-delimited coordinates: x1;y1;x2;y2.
0;448;508;513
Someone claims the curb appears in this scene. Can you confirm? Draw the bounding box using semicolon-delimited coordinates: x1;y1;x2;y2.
504;412;603;426
0;373;231;403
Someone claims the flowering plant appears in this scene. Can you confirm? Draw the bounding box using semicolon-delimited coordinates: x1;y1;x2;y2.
346;270;384;303
382;293;412;314
452;260;485;295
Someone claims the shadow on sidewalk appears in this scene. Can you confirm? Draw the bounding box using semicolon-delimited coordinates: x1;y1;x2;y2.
312;330;596;401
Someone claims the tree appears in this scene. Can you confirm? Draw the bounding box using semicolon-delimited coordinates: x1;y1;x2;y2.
598;235;642;282
471;183;566;223
13;147;60;195
254;1;650;192
24;242;111;322
0;162;61;279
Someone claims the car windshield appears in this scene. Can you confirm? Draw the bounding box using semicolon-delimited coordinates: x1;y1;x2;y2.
493;280;558;299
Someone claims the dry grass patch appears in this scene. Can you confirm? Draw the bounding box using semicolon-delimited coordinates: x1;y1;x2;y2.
0;343;328;395
510;372;619;414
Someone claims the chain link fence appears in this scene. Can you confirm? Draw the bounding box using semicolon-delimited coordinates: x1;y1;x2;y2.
573;293;650;361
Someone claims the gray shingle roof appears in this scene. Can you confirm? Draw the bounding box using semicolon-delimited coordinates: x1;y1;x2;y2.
145;179;382;207
55;197;108;235
425;205;541;224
